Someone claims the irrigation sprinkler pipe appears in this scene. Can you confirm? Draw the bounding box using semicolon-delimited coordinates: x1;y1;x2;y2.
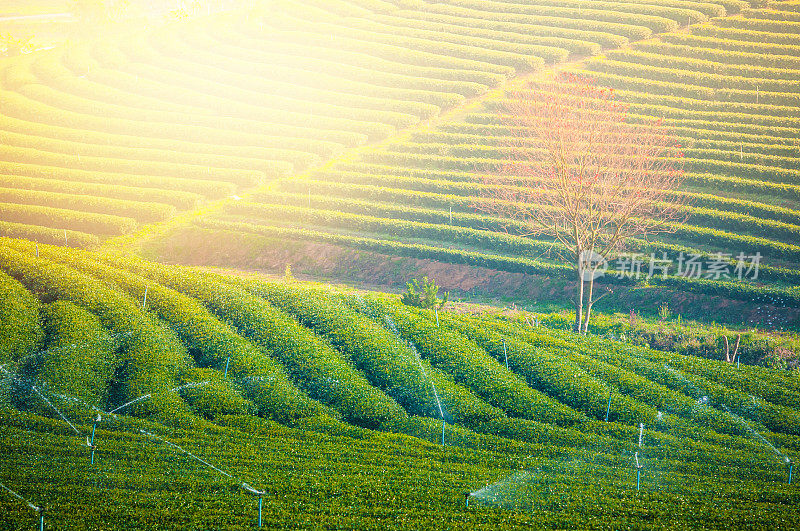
88;414;101;464
142;430;267;527
605;394;612;422
502;340;508;370
464;492;471;508
224;356;231;378
634;452;643;492
789;461;793;485
442;419;446;446
243;484;267;528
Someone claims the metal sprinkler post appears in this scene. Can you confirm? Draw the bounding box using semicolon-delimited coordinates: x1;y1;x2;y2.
605;394;612;422
224;356;231;378
441;419;446;446
89;413;101;464
464;492;471;508
502;340;508;370
788;460;793;485
634;452;643;491
243;485;266;527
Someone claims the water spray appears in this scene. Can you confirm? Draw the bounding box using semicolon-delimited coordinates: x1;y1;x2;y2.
0;366;80;437
667;365;795;476
635;424;645;491
385;316;447;445
1;482;44;530
108;381;209;415
139;430;266;526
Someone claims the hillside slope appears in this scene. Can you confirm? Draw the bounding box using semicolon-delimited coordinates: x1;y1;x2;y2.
141;1;800;327
1;239;799;527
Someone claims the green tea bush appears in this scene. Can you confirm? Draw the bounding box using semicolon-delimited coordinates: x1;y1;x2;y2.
235;281;505;427
0;221;99;248
0;269;42;364
110;258;406;428
0;242;193;424
178;368;257;420
0;202;137;236
386;305;586;427
35;300;118;406
0;187;176;223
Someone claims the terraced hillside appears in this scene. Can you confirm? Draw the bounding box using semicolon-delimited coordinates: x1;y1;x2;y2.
144;1;799;327
1;239;799;528
0;0;746;247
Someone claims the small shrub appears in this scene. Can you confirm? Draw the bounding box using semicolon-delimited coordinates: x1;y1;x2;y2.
401;277;448;309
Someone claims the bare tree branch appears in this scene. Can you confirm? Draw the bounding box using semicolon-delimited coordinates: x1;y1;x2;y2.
477;73;687;334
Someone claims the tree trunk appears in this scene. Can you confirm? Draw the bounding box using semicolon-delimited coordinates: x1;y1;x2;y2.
573;266;584;332
582;276;595;335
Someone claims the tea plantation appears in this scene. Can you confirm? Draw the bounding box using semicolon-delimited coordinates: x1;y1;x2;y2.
1;239;799;528
164;0;800;325
2;0;800;528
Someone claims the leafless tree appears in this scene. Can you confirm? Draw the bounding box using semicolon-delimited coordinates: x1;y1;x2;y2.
481;73;687;333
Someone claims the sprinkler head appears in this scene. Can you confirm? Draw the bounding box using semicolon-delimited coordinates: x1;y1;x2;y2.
463;492;471;507
243;484;266;496
95;414;102;423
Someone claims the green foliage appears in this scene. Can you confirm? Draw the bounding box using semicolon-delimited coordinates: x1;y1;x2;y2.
0;241;193;423
0;269;42;364
236;281;504;427
34;300;118;406
388;305;585;427
113;257;398;428
400;277;448;309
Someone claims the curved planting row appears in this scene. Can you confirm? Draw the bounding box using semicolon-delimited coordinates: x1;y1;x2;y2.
0;242;191;422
